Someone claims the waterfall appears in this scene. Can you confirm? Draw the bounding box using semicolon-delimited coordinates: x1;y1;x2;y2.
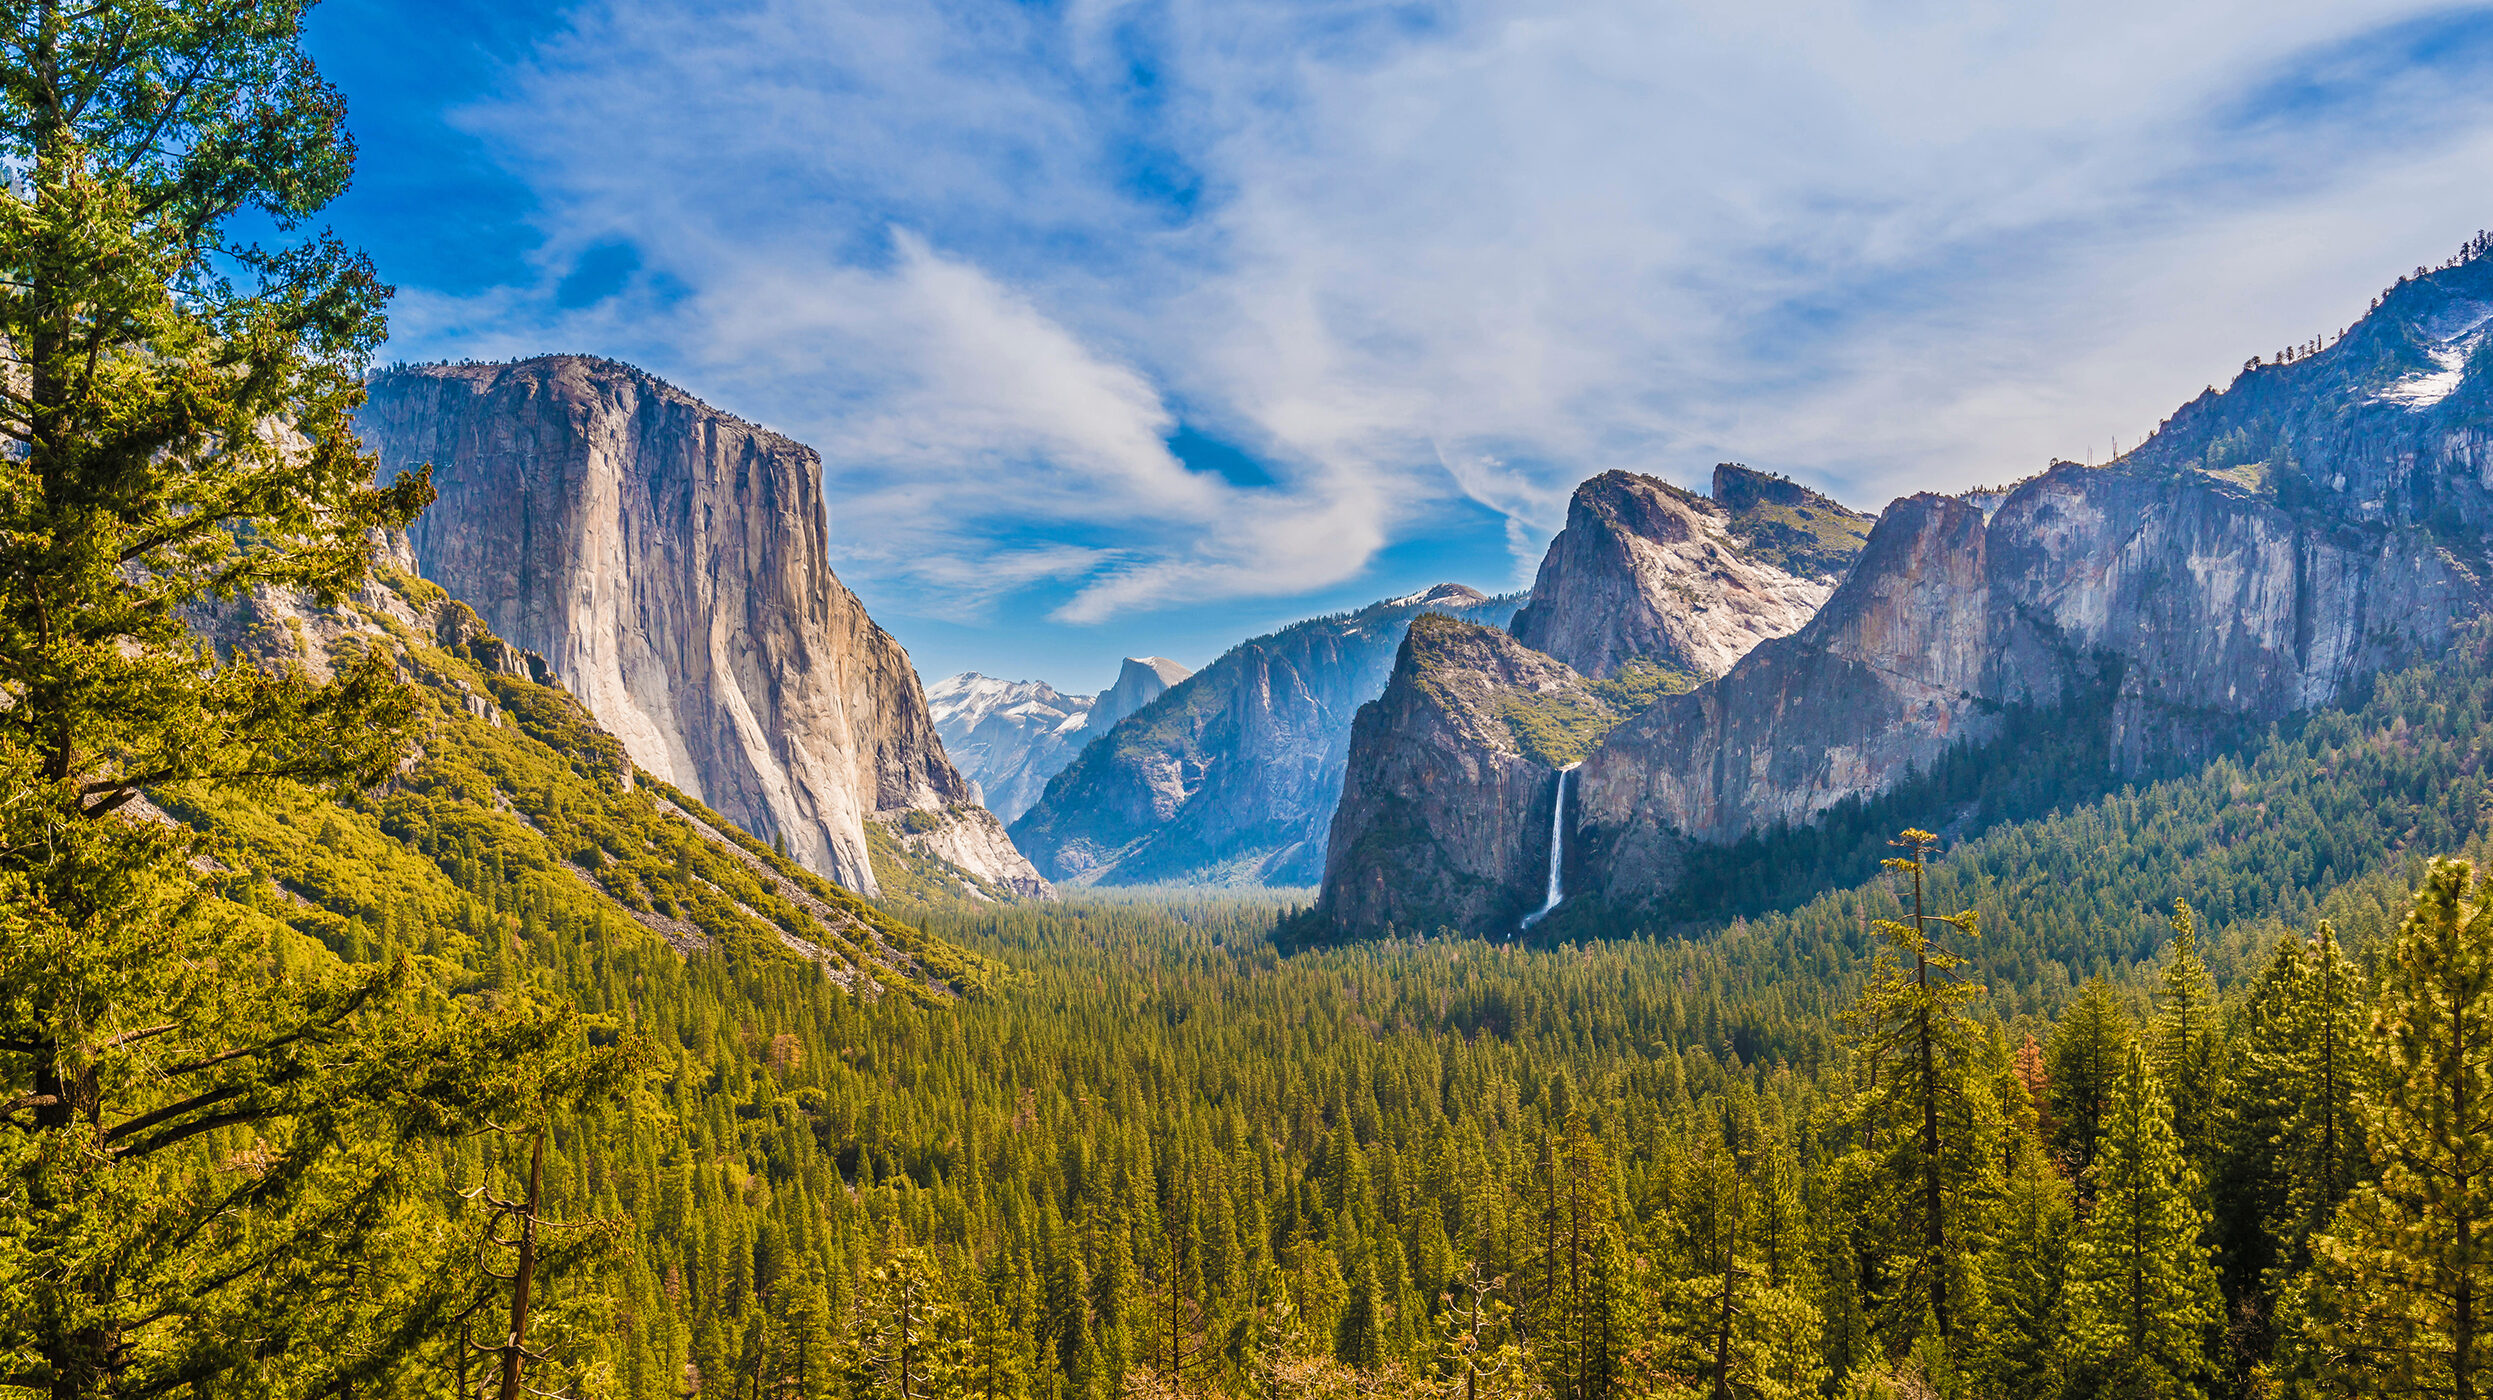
1521;764;1577;932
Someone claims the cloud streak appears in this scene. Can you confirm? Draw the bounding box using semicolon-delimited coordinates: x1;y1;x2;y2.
382;0;2493;647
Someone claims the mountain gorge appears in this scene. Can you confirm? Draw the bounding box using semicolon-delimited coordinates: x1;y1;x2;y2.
927;656;1191;822
1010;584;1519;886
359;356;1048;901
1321;248;2493;938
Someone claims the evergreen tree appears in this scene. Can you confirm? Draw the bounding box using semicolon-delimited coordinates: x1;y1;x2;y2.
2273;919;2368;1270
1646;1140;1827;1400
2067;1045;2220;1399
2301;859;2493;1397
2045;979;2134;1181
1847;829;1996;1359
0;5;607;1395
1979;1139;2073;1399
857;1243;965;1400
2153;900;2223;1165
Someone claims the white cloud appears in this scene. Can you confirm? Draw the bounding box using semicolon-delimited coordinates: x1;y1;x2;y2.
404;0;2493;626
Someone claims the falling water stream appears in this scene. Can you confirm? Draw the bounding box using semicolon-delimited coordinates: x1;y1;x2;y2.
1520;764;1578;932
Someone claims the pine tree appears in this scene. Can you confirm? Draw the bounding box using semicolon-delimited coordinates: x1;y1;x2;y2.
1847;829;1996;1359
0;6;609;1395
2046;978;2135;1181
2300;859;2493;1396
1435;1266;1538;1400
2067;1045;2221;1398
857;1243;965;1400
2273;919;2368;1270
1979;1138;2073;1399
2153;899;2223;1165
1646;1139;1828;1400
1526;1111;1626;1400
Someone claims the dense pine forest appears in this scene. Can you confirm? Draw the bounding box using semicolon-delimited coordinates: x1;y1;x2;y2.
11;4;2493;1400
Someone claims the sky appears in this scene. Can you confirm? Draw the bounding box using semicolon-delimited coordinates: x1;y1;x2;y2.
306;0;2493;694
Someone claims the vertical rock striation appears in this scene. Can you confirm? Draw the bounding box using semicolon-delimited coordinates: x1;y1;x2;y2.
1572;248;2493;915
359;355;1049;899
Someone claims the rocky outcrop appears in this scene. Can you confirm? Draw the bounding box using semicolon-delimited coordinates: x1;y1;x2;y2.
1092;656;1190;731
359;355;1049;899
1318;616;1607;938
1569;250;2493;914
1324;245;2493;934
1507;466;1871;679
928;656;1193;823
1011;584;1519;886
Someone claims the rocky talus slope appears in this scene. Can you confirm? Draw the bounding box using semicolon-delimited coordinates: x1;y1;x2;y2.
359;356;1048;900
1508;465;1871;679
1011;584;1519;887
1325;244;2493;936
929;657;1191;823
1317;616;1612;937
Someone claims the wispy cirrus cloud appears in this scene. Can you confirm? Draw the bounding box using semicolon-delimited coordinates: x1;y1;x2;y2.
362;0;2493;672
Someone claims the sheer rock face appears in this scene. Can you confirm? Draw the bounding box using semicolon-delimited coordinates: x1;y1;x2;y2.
1091;656;1189;731
1325;254;2493;930
1317;616;1596;938
1507;467;1869;679
359;355;1048;899
1576;462;2476;907
1010;585;1518;887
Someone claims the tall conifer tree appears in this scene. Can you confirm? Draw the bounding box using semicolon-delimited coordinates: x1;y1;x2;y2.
2302;859;2493;1397
2153;900;2223;1165
2068;1046;2222;1398
0;4;605;1394
2046;979;2135;1182
1848;830;1997;1361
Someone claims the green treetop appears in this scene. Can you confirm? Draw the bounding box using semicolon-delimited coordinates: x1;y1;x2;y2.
2301;859;2493;1397
0;4;608;1394
2153;899;2223;1165
2067;1044;2222;1398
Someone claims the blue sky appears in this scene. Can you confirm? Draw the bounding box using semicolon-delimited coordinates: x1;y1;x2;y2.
308;0;2493;694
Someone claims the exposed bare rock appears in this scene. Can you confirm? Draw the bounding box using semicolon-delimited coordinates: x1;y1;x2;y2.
359;355;1047;899
927;655;1192;823
1317;615;1608;938
1507;467;1871;679
1011;584;1519;887
1093;656;1190;730
1577;458;2479;910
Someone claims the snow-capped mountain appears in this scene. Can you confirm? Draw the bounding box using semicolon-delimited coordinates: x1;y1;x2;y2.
928;658;1191;822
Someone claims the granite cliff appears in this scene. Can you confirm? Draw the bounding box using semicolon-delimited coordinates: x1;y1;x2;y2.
359;355;1049;900
927;656;1191;822
1317;615;1608;937
1323;242;2493;936
1509;465;1872;679
1011;584;1519;886
1320;466;1870;936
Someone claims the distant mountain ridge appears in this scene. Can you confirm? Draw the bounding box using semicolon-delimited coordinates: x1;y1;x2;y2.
927;656;1192;822
1011;584;1521;887
1318;239;2493;939
359;355;1050;902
